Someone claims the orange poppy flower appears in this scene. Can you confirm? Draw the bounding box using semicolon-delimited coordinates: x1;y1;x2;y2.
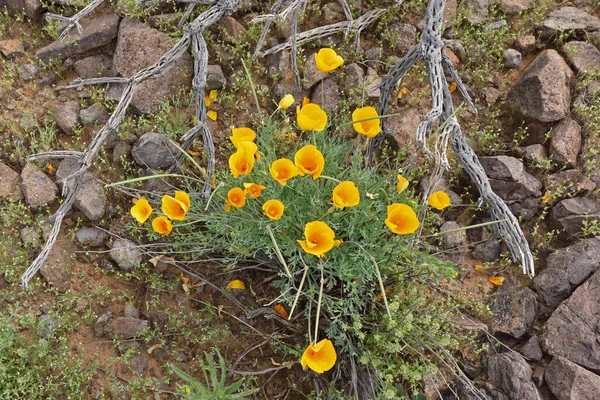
226;280;246;289
302;96;310;106
229;127;256;148
243;183;266;199
229;141;257;178
152;216;172;236
315;48;344;72
262;199;285;220
269;159;299;186
296;103;328;132
428;191;451;210
301;338;337;373
488;276;504;286
297;221;336;257
131;198;152;224
279;94;295;109
294;144;325;179
396;175;409;193
352;106;381;138
385;203;420;234
162;193;189;221
332;181;360;209
273;304;289;319
225;187;246;212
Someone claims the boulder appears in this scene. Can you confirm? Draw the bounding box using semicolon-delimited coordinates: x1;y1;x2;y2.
519;336;543;361
21;163;58;208
486;352;539;400
0;162;23;202
545;356;600;400
499;0;533;14
504;48;522;68
56;158;106;221
312;78;340;111
0;39;24;57
365;68;382;99
40;264;71;293
206;64;227;90
513;144;547;164
549;116;581;168
386;108;420;148
479;156;542;219
36;13;120;63
19;64;38;81
131;132;177;170
536;7;600;39
109;238;142;272
389;23;417;56
75;227;109;247
533;238;600;315
562;41;600;74
543;268;600;371
111;18;193;113
105;317;148;339
458;0;489;24
80;103;110;126
508;50;574;123
544;169;596;197
440;221;467;251
490;285;538;339
550;197;600;238
0;0;42;21
52;101;80;135
74;55;113;79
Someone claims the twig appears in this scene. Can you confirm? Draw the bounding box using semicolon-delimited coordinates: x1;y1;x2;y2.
46;0;105;40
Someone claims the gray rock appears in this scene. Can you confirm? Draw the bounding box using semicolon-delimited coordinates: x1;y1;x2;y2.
93;310;112;337
515;35;537;54
472;239;501;261
105;317;149;339
550;197;600;238
545;356;600;400
80;103;109;126
56;158;106;221
562;41;600;74
0;0;42;21
0;162;23;202
445;39;467;62
131;132;177;170
499;0;533;14
74;55;112;79
75;227;109;247
534;238;600;315
386;108;420;148
0;39;24;57
21;163;58;208
440;221;466;251
320;2;345;25
508;50;574;123
39;264;71;293
312;78;340;111
543;268;600;370
38;314;56;339
52;101;80;135
111;18;192;114
109;238;142;272
206;64;227;90
345;63;364;86
458;0;489;24
20;226;40;248
130;355;149;375
486;20;508;31
124;303;139;319
36;13;120;63
365;68;381;99
513;144;548;164
303;52;327;89
272;80;309;110
389;23;417;56
549;116;581;168
265;50;290;78
220;16;245;43
486;352;539;400
490;285;538;339
544;169;596;197
19;64;38;81
519;336;543;361
536;7;600;40
504;48;522;68
112;141;132;164
479;156;542;219
363;47;382;69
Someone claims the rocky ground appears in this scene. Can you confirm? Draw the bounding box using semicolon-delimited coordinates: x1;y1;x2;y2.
1;0;600;399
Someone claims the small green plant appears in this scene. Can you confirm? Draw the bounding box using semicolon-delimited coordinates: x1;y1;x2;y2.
582;217;600;237
171;350;257;399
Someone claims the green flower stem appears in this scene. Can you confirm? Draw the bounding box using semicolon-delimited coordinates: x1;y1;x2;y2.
288;257;309;320
339;112;402;128
313;263;325;346
241;59;261;115
169;139;206;177
204;182;224;211
373;257;392;320
266;225;292;278
318;175;341;183
420;219;507;239
105;173;190;188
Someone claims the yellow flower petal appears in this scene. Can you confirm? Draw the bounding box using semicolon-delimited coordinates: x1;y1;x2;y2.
300;339;337;373
296;104;328;132
262;199;284;220
488;276;504;286
152;216;172;236
207;110;217;121
352;106;381;138
229;142;257;178
385;203;420;234
302;96;310;106
315;48;344;73
230;127;256;148
294;144;325;179
174;191;190;211
273;304;289;319
279;94;295;109
162;195;188;221
428;191;451;210
130;198;152;224
226;280;246;289
396;175;409;193
332;181;360;209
